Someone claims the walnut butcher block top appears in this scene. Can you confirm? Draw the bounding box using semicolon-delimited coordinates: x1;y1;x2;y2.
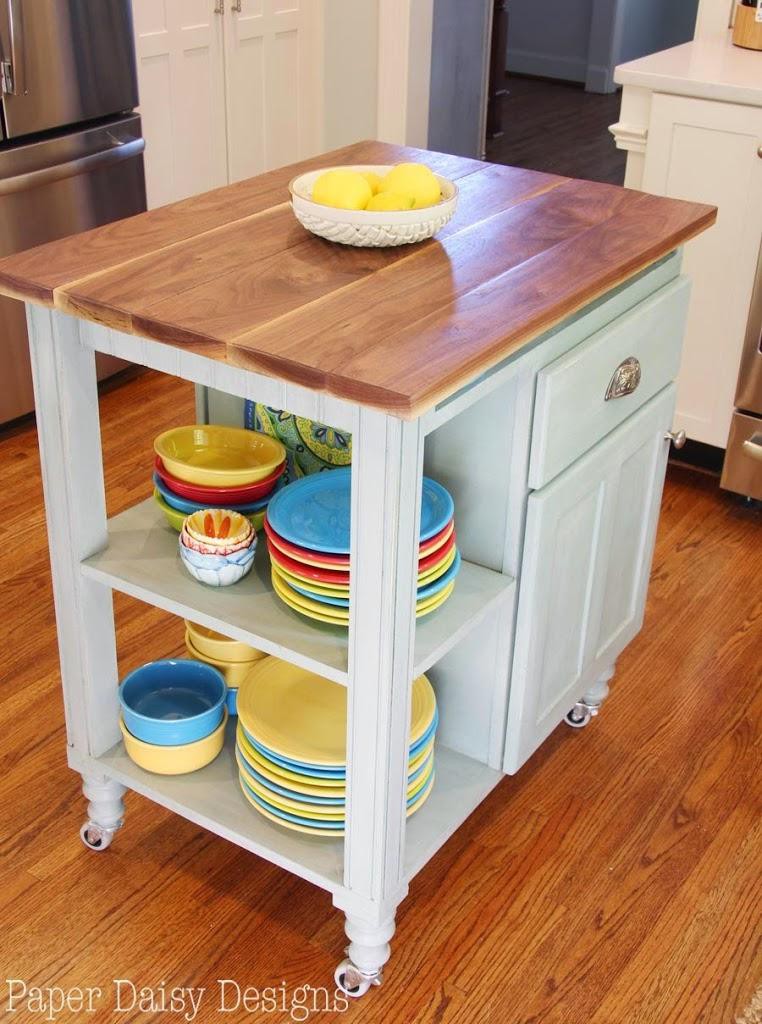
0;140;715;418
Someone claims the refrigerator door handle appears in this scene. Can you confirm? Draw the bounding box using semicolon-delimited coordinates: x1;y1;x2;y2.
2;0;26;96
0;135;145;196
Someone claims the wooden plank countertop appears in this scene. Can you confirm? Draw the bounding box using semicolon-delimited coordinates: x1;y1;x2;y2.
0;140;716;418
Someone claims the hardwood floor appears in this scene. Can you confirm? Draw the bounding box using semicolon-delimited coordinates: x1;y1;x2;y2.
0;369;759;1023
486;75;627;186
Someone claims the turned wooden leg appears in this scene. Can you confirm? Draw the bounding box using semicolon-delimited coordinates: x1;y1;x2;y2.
334;914;396;998
80;774;126;852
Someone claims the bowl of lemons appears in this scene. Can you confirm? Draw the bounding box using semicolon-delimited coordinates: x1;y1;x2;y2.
288;163;458;247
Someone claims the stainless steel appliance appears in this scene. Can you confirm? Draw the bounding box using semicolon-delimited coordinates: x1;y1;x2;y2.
721;241;762;500
0;0;145;423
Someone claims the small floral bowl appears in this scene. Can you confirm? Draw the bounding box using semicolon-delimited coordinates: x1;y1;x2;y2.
180;522;253;557
185;508;253;547
179;530;257;587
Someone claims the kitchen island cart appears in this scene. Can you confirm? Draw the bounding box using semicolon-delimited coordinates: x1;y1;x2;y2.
0;140;714;996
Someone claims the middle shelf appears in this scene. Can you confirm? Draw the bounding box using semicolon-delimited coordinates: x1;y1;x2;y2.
82;497;516;685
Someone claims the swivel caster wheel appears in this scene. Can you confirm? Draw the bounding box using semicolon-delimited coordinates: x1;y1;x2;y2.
334;958;382;998
565;703;593;729
79;821;116;852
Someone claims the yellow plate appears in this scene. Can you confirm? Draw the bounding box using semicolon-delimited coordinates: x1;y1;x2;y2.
155;425;286;486
184;633;265;686
237;726;345;790
119;710;227;775
272;563;454;621
271;570;349;625
237;659;436;764
236;750;434;819
184;620;268;664
153;489;265;535
236;726;433;794
238;769;435;836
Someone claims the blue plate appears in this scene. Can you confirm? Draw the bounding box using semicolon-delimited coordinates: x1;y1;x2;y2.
236;747;346;805
241;708;438;775
153;472;281;515
265;467;454;554
288;550;462;608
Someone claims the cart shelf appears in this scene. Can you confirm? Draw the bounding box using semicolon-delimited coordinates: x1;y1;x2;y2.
81;497;516;685
93;719;503;895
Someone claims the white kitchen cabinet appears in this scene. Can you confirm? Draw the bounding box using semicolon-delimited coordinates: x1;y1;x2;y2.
504;386;675;774
132;0;322;207
612;36;762;449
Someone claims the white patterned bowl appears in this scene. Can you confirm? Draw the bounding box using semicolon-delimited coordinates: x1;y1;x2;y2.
289;165;458;248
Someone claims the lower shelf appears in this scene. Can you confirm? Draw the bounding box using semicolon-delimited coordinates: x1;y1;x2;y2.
93;720;504;896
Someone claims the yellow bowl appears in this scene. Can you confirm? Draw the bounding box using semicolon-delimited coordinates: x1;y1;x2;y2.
154;425;286;487
119;709;227;775
185;620;268;664
153;489;265;535
185;633;265;686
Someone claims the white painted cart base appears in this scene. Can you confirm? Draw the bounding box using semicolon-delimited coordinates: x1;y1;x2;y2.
26;250;688;994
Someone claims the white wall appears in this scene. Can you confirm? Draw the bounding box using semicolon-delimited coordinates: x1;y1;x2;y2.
322;0;379;149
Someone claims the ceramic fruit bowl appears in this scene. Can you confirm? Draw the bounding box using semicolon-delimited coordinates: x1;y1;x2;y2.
119;659;227;746
184;508;253;547
154;455;285;503
120;709;228;775
184;620;268;664
289;165;458;248
154;425;286;486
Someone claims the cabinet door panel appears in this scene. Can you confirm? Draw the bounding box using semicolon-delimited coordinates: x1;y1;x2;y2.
132;0;228;208
642;95;762;447
224;0;322;182
504;386;675;774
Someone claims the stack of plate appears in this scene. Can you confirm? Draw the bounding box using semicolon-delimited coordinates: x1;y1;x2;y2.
264;467;460;626
152;425;287;533
235;659;437;836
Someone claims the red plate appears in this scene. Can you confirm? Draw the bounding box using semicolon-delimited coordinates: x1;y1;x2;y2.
155;455;285;503
266;530;457;582
263;514;455;568
268;543;351;584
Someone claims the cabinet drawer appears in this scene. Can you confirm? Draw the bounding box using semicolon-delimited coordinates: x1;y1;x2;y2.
528;277;690;488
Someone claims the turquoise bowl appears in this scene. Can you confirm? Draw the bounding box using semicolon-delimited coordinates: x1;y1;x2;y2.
119;659;226;746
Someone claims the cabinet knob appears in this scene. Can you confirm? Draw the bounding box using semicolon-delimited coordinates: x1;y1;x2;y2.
665;429;687;449
758;145;762;159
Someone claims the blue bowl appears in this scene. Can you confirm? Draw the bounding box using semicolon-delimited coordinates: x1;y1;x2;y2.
227;687;238;715
119;659;227;746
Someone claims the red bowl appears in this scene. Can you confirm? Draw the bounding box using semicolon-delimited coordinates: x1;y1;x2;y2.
155;455;285;503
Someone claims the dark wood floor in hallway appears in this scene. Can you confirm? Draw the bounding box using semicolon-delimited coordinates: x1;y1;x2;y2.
0;369;759;1024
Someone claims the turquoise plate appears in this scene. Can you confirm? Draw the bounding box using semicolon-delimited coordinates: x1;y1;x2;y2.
265;467;454;554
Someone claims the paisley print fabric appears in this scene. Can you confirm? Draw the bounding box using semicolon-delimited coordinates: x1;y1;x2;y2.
244;401;352;480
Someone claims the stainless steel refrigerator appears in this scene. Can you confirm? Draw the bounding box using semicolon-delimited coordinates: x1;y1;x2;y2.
0;0;146;423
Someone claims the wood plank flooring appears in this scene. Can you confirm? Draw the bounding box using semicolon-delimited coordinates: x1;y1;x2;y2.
487;75;628;186
0;370;759;1024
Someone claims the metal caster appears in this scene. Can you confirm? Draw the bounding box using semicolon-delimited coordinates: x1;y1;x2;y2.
79;821;118;851
565;703;593;728
334;957;382;998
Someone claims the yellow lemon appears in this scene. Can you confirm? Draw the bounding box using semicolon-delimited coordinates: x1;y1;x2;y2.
361;171;384;195
312;170;372;210
379;163;441;209
366;192;415;211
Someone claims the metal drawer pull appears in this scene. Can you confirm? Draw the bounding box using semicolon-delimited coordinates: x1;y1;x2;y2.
742;432;762;462
665;429;687;449
605;356;641;401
